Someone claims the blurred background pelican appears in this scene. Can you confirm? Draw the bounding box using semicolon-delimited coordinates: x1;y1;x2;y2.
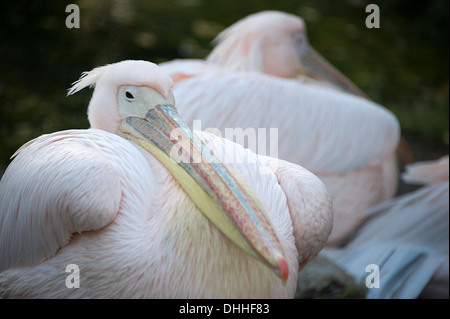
0;0;448;299
159;10;402;245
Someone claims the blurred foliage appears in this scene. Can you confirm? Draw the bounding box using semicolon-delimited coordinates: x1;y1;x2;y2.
0;0;448;170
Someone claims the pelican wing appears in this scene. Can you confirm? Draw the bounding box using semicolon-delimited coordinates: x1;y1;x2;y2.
160;61;400;174
0;129;129;271
322;181;449;298
261;155;334;267
322;157;449;298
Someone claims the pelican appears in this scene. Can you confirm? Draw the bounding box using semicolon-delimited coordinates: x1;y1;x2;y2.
0;60;333;298
160;10;401;244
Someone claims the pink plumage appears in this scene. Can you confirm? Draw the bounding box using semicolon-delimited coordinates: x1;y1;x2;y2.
0;60;333;298
160;11;400;244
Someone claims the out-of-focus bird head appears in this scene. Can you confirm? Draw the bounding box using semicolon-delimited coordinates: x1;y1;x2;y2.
207;10;366;97
207;11;304;78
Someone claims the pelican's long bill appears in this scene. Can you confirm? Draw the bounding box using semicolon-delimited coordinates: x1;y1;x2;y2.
295;45;369;99
117;87;288;282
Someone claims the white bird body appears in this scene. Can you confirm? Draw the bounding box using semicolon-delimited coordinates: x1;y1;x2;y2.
0;61;333;298
161;59;400;244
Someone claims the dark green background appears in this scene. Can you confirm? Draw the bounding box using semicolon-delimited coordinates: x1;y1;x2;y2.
1;0;448;172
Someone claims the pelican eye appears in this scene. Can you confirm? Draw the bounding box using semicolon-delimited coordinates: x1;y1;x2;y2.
125;91;134;99
294;33;308;55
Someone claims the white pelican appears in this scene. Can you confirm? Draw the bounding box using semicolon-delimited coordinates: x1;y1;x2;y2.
321;155;449;298
160;10;401;244
0;60;333;298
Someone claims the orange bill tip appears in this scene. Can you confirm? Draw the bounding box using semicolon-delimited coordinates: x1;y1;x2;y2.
277;255;289;283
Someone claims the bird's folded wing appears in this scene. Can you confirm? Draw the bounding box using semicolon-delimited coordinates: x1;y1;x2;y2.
161;63;400;173
321;175;449;298
260;156;333;267
0;129;123;271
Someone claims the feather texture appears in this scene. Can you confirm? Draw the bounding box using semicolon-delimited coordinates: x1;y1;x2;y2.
159;11;401;243
0;129;332;298
321;156;449;298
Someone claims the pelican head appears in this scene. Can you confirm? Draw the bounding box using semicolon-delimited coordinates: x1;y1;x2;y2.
68;60;288;282
207;10;366;97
